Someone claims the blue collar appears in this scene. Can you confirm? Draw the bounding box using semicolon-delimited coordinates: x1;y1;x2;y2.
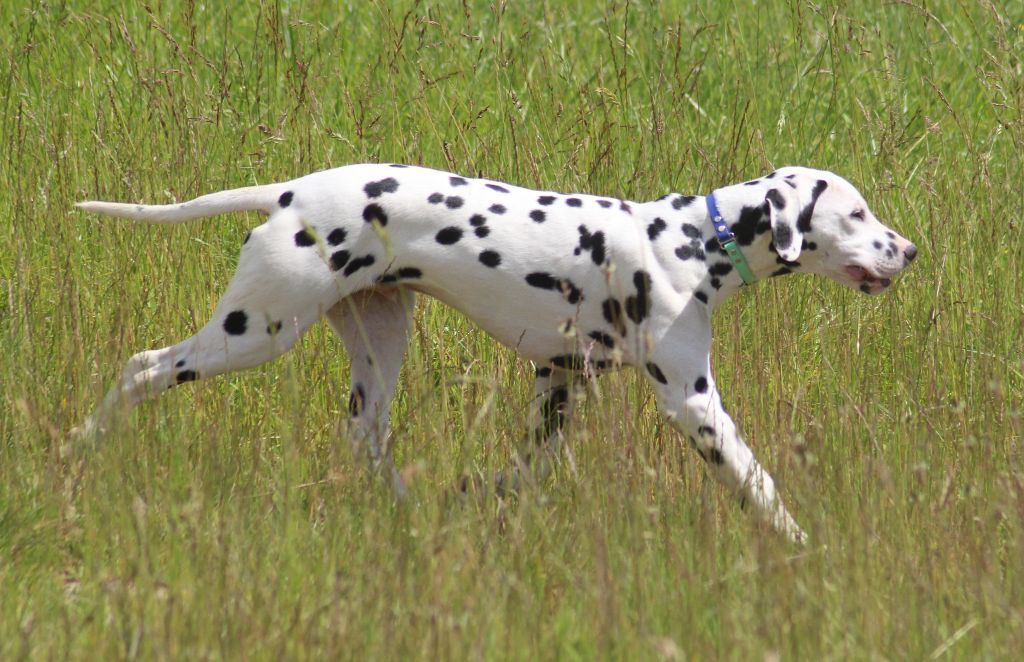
706;192;756;285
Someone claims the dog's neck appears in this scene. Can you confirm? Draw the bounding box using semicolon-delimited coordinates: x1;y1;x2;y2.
646;181;799;309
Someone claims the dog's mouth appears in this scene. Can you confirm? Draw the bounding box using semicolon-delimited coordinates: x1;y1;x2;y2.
845;264;892;294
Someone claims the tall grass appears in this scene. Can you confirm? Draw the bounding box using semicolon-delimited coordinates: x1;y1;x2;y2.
1;0;1021;658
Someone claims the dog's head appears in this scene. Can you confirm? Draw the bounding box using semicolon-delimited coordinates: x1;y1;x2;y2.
762;167;917;294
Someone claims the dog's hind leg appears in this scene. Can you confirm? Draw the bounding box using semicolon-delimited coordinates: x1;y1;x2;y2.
325;287;415;495
71;222;341;448
495;365;577;493
71;290;326;448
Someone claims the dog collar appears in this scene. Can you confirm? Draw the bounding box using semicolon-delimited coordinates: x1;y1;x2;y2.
706;192;756;285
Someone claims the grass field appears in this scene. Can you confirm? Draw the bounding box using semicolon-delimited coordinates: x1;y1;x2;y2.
1;0;1022;658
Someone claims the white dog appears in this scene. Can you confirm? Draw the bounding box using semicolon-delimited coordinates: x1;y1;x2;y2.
74;164;917;543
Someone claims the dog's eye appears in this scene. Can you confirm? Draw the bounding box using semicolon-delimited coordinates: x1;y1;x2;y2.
851;209;865;220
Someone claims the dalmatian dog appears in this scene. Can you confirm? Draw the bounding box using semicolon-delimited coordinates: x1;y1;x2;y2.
74;164;917;543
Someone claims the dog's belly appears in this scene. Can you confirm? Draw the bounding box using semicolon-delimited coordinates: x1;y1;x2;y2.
406;280;609;363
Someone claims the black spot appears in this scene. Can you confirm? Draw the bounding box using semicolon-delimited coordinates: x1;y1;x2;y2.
784;180;797;189
348;384;365;417
450;176;468;187
389;164;409;168
575;225;606;265
364;177;399;198
224;310;248;335
646;362;668;385
694;291;708;304
525;272;582;304
475;226;490;238
566;197;582;207
681;224;702;239
538;195;556;206
625;270;652;324
278;191;294;207
708;449;725;465
175;359;186;368
536;366;553;378
860;284;872;294
744;179;760;186
549;354;614;372
602;298;627;336
765;188;786;209
550;355;582;370
479;250;501;267
886;230;896;239
363;204;388;226
774;223;793;250
378;267;423;283
597;200;613;209
796;180;828;233
537;385;570;443
267;320;283;335
243;230;252;245
330;250;351;271
873;240;883;250
436;227;464;245
428;192;445;204
399;267;423;279
694;376;708;393
327;228;347;245
785;174;797;179
526;272;557;290
469;214;487;227
705;237;722;255
445;196;464;209
647;218;667;240
802;240;817;251
711;277;722;289
766;171;778;179
676;242;707;261
698;424;716;437
731;203;770;246
343;254;376;277
709;262;733;277
588;331;616;348
489;204;506;215
486;183;509;193
619;201;632;214
672;195;696;210
529;209;546;223
176;370;198;384
294;228;316;247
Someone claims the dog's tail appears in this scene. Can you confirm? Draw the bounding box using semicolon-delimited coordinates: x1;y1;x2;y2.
75;183;289;224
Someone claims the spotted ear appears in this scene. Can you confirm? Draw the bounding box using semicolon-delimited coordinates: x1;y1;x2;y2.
765;187;802;263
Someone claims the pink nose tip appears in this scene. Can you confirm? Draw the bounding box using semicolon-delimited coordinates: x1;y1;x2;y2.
904;244;918;263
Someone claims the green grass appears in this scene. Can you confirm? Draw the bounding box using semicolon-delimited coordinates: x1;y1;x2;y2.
2;0;1022;658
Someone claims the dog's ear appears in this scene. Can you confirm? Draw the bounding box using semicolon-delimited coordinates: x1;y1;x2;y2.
765;187;802;263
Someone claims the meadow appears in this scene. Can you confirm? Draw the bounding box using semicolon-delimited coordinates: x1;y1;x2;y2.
1;0;1022;658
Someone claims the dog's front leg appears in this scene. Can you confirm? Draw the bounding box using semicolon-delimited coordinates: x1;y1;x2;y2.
646;322;806;544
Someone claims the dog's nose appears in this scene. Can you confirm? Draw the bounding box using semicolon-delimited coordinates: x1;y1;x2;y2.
903;244;918;264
